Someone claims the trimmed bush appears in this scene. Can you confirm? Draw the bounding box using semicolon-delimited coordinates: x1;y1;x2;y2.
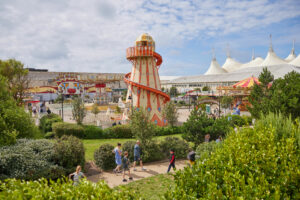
52;122;85;138
103;125;133;138
165;118;300;199
141;141;164;163
160;137;189;159
228;114;247;127
39;113;62;133
53;135;85;174
83;125;103;139
122;141;136;162
94;144;115;170
195;141;220;160
0;178;137;199
0;139;64;180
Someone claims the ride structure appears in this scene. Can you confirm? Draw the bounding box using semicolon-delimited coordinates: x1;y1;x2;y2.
124;33;170;126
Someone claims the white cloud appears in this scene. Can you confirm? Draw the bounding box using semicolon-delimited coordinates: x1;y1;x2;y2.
0;0;299;74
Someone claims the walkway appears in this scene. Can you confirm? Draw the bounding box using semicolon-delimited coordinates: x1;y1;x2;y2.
86;159;187;187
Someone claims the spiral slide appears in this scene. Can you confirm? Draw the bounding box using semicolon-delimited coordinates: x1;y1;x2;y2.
124;50;170;104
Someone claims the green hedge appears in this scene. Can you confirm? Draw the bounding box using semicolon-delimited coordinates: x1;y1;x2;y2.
0;178;137;199
39;114;62;134
52;122;85;138
83;125;103;139
103;125;134;138
160;137;189;159
154;126;183;136
195;141;220;160
165;114;300;199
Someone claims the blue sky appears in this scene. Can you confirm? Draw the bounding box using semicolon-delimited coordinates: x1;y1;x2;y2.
0;0;300;76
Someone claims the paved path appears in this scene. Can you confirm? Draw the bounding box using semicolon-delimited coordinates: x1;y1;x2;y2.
86;159;187;188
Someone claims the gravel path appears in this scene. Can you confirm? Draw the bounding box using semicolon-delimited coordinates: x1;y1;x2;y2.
86;159;187;188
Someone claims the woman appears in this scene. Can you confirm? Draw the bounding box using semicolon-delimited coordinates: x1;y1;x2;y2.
113;143;122;174
69;165;86;185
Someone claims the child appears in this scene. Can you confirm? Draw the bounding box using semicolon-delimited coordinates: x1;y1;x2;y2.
167;149;176;173
122;151;133;182
187;150;196;166
69;165;86;186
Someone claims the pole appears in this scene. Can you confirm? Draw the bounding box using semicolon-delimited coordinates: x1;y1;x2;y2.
61;94;64;121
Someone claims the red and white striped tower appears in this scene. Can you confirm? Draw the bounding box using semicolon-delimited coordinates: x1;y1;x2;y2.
124;33;170;126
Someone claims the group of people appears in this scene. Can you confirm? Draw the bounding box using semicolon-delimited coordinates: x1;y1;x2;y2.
112;140;147;182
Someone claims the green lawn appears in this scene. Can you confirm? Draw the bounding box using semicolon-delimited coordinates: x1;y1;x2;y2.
83;134;182;161
117;174;175;200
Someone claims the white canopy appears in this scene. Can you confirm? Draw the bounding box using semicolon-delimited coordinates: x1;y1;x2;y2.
259;50;287;66
285;40;296;62
289;54;300;67
241;57;264;68
222;57;242;72
204;58;227;75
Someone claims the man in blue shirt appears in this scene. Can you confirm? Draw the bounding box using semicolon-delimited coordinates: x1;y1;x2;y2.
133;140;146;171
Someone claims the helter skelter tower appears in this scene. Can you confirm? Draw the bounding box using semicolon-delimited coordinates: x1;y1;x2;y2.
124;33;170;126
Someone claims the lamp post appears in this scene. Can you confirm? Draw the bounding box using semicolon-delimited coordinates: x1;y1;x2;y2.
58;88;64;122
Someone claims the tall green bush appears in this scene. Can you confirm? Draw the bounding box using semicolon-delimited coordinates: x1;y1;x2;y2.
83;125;103;139
0;178;137;199
160;137;189;159
94;144;115;170
103;124;133;138
195;141;220;160
52;122;85;138
165;117;300;199
53;135;85;174
39;113;62;133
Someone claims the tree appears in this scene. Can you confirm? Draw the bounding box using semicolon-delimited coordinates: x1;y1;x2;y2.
91;103;100;124
268;71;300;119
162;101;178;127
0;59;30;105
248;68;274;118
122;89;127;101
170;86;178;97
221;95;233;115
72;97;86;125
161;87;165;92
0;75;39;146
202;86;210;91
130;108;155;145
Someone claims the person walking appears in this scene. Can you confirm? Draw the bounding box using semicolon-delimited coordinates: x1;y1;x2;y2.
69;165;86;186
122;151;133;182
167;149;176;173
47;107;51;114
187;149;196;166
133;140;146;171
113;143;122;174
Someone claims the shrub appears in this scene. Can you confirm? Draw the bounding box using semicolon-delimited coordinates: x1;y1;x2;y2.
195;141;220;160
160;137;189;159
44;132;55;139
83;125;103;139
39;113;62;133
53;135;85;174
52;122;85;138
228;114;247;127
103;125;133;138
122;141;136;162
0;178;137;199
140;141;164;163
165;119;300;199
0;139;64;180
94;144;115;170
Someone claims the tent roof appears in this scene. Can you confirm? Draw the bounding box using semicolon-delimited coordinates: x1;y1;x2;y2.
241;57;264;68
222;57;242;72
232;76;260;88
259;50;287;66
289;54;300;67
204;58;227;75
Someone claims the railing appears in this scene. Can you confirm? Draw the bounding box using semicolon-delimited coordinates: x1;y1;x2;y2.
126;46;154;58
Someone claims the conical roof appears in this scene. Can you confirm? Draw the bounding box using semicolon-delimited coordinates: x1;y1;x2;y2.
285;40;296;62
289;54;300;67
204;58;227;75
241;57;264;68
222;57;242;72
259;35;287;66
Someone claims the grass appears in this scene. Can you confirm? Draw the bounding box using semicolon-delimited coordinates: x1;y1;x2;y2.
83;134;182;161
117;174;175;200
